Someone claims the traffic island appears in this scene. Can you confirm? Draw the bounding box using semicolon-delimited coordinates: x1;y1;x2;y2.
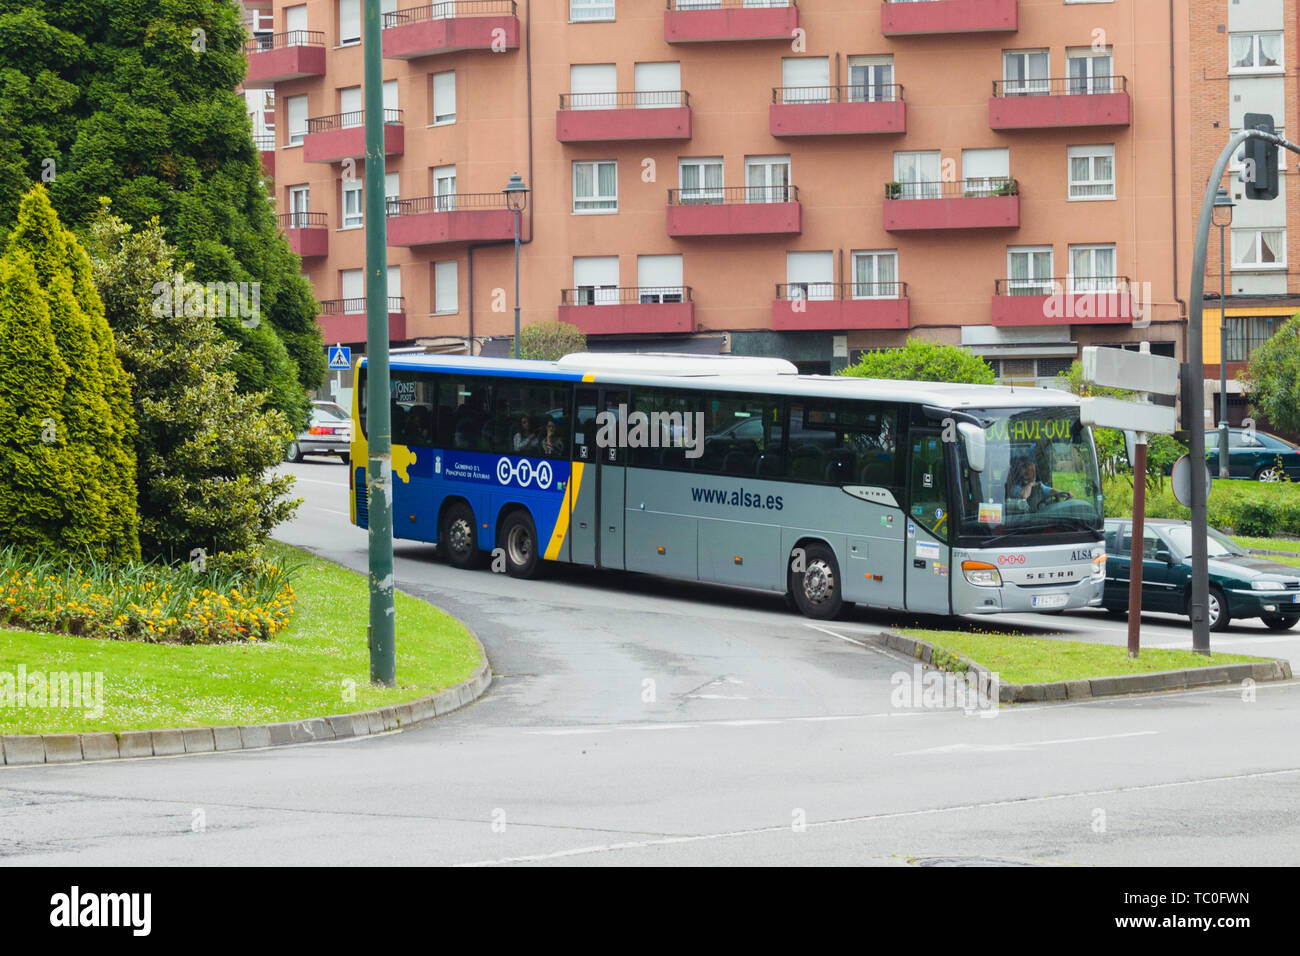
879;630;1291;703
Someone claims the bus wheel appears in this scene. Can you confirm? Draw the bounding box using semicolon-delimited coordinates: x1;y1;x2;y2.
499;510;541;579
790;543;844;620
440;501;485;570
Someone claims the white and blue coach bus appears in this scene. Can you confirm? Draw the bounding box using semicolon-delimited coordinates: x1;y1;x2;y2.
350;352;1106;620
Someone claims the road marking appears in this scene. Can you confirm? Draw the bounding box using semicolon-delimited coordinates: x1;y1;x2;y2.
895;730;1158;756
685;694;752;700
453;765;1300;866
803;623;899;658
307;505;352;517
291;475;349;488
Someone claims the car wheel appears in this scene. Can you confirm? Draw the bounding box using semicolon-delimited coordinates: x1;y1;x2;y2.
1261;613;1299;631
498;510;541;579
1103;605;1127;617
439;501;485;570
285;441;303;463
1254;465;1284;482
1205;584;1231;632
789;543;844;620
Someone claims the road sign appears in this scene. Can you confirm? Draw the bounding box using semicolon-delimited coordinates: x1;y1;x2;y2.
328;344;351;371
1171;455;1213;508
1081;346;1180;396
1079;396;1177;436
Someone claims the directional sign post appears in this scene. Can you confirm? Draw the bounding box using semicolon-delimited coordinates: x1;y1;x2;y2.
1080;345;1180;658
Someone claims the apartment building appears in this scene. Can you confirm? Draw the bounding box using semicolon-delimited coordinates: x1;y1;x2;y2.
1191;0;1299;427
242;0;1192;386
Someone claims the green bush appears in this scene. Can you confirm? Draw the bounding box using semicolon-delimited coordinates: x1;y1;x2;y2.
1102;473;1300;536
519;320;587;361
839;337;996;384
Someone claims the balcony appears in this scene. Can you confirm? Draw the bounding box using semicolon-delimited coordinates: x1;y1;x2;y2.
556;91;692;143
302;110;404;164
386;193;516;247
664;0;799;44
666;186;801;237
991;278;1139;327
318;297;408;345
772;284;909;331
558;287;695;336
880;0;1017;37
770;85;906;137
254;132;275;176
989;76;1131;130
277;212;329;259
883;179;1019;232
243;31;327;87
382;1;519;59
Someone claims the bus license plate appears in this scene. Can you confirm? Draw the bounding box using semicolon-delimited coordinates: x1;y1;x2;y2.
1033;594;1069;610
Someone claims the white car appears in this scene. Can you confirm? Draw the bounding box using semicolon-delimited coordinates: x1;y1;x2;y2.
286;401;351;463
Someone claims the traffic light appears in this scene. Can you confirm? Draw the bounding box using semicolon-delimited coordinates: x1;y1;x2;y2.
1241;113;1279;200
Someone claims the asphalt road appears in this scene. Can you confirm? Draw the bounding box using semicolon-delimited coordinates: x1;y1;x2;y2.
2;458;1299;867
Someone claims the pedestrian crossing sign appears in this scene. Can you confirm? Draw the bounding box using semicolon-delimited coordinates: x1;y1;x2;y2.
328;345;351;371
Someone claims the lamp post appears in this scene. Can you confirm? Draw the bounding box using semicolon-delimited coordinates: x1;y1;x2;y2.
1213;188;1235;480
503;173;530;359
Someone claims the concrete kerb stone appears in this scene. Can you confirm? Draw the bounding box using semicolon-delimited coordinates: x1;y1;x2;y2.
42;734;82;763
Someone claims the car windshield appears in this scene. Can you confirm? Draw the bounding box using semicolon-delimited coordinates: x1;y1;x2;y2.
1163;525;1246;557
956;406;1103;540
313;404;349;423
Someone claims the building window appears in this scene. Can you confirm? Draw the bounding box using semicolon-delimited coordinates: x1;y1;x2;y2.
781;57;830;104
434;261;458;314
431;71;455;125
339;0;360;46
1224;316;1281;363
851;250;899;299
893;150;941;199
341;268;364;312
745;155;791;203
288;185;311;227
570;0;615;23
573;160;617;213
1068;244;1117;292
339;85;362;126
1007;246;1054;295
573;256;619;305
785;251;834;301
637;255;684;303
961;147;1009;195
385;171;399;216
678;157;723;204
1068;145;1115;200
633;62;682;109
1066;46;1114;93
286;94;308;146
433;165;456;211
1002;49;1050;96
1232;228;1286;270
569;63;616;110
847;55;894;102
342;179;363;229
1230;32;1283;72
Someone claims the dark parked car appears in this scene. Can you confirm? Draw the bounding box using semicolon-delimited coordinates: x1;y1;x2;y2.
1204;428;1300;482
1102;518;1300;631
286;401;351;463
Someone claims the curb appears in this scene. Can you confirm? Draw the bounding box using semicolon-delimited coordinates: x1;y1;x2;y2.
874;631;1293;703
0;661;492;768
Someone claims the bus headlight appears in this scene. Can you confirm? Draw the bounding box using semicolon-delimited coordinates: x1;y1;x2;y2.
1092;553;1107;580
962;561;1002;587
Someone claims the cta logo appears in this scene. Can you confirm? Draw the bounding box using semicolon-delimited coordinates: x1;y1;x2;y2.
997;554;1027;566
496;456;554;490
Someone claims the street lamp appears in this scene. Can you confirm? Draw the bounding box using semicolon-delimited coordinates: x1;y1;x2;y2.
503;172;530;359
1212;187;1235;479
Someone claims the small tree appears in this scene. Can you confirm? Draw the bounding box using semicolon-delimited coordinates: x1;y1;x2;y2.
84;205;299;561
839;338;996;384
519;320;587;362
1242;313;1300;437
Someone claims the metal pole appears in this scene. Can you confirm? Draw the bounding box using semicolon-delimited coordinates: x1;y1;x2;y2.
1127;435;1148;658
512;208;521;360
363;0;395;686
1218;224;1230;479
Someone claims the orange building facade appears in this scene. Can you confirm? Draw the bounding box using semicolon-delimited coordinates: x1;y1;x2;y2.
243;0;1193;384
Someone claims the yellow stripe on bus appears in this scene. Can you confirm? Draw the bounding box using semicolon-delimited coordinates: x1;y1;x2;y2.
545;460;585;561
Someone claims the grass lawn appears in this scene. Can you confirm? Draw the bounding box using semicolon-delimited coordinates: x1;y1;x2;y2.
1235;536;1300;555
897;628;1267;686
0;542;482;736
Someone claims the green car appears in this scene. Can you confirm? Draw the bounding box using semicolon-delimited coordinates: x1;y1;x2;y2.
1203;428;1300;482
1102;518;1300;631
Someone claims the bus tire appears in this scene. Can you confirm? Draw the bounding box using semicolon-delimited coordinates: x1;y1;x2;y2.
790;543;844;620
499;510;541;579
440;501;485;570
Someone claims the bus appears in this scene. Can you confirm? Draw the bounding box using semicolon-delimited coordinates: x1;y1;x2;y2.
349;352;1106;620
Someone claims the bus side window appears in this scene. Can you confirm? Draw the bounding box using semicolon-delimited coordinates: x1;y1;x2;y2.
909;434;949;539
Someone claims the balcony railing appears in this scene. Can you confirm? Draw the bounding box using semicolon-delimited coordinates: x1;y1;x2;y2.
561;286;693;305
386;193;512;216
559;90;690;109
668;0;792;7
776;282;906;301
244;30;325;53
772;85;902;105
995;276;1131;296
320;297;406;315
885;178;1018;200
277;212;327;229
253;132;275;151
307;109;403;133
992;75;1127;97
668;185;799;205
384;0;516;27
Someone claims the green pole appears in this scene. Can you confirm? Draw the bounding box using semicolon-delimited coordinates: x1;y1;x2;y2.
364;0;395;686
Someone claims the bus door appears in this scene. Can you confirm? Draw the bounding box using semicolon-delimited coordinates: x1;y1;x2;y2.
905;427;952;614
570;387;626;569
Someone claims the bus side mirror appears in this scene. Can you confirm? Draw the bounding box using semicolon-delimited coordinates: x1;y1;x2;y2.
958;422;986;472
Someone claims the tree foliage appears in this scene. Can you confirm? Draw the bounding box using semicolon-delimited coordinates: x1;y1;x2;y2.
838;337;996;384
84;203;299;561
519;320;588;362
0;0;322;429
1242;313;1300;437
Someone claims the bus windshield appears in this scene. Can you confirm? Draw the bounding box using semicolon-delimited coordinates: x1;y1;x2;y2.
955;406;1103;540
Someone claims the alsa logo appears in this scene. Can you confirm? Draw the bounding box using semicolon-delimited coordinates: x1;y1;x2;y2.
997;554;1027;566
1070;549;1094;561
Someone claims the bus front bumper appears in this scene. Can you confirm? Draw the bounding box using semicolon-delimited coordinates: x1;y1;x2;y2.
961;577;1105;615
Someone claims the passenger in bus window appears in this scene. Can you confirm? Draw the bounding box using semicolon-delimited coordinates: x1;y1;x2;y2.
541;420;564;458
513;415;540;453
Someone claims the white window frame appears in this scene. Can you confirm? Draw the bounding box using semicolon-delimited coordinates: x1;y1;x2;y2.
1232;228;1287;271
1066;46;1114;94
432;165;457;212
434;260;458;315
431;71;456;126
846;55;894;103
286;94;308;146
1006;246;1055;296
1002;49;1050;97
781;57;831;105
341;178;363;229
744;155;791;204
893;150;941;199
636;255;685;303
570;0;615;23
850;250;899;299
574;256;620;306
384;172;400;216
1229;32;1284;74
1067;243;1118;292
785;251;834;302
339;0;360;46
288;185;311;228
339;85;362;128
678;157;723;204
1068;145;1115;201
572;160;618;214
341;269;364;313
